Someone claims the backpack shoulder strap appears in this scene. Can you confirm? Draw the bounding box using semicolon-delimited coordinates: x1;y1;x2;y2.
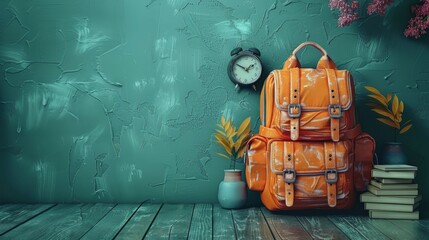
289;68;301;141
327;69;340;142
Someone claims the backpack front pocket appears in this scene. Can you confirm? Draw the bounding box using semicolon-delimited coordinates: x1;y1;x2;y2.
268;140;353;207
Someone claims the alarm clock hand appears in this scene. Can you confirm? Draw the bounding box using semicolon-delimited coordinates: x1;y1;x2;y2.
236;64;248;71
245;64;255;71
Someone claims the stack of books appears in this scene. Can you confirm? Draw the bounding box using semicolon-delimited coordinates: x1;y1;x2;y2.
360;164;421;220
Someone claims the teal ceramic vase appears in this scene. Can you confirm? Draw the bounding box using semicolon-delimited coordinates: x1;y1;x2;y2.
380;142;408;165
218;170;247;209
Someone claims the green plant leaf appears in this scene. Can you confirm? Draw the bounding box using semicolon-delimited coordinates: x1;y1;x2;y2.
221;116;226;126
216;124;223;129
217;153;230;159
370;108;395;122
237;117;251;137
368;95;388;107
399;124;412;134
377;118;400;129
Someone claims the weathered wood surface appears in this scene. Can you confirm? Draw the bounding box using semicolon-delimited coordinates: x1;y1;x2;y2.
0;204;54;236
213;204;236;240
1;203;114;239
297;215;349;240
188;204;212;240
144;204;194;240
1;203;427;240
328;215;390;240
80;204;139;240
418;219;429;231
389;220;429;240
115;203;162;240
232;207;274;240
366;218;416;240
261;207;311;240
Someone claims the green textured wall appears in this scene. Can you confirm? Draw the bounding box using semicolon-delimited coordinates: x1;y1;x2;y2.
0;0;428;214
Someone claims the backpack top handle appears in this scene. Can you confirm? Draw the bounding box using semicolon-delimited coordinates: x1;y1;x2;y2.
283;41;337;70
292;41;328;57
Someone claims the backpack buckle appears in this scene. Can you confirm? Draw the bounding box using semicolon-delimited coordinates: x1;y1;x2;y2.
283;169;296;183
328;104;342;119
288;104;301;118
325;169;338;184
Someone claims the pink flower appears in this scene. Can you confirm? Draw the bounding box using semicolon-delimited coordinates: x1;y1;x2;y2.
328;0;429;39
367;0;394;16
338;13;359;27
329;0;360;27
404;0;429;39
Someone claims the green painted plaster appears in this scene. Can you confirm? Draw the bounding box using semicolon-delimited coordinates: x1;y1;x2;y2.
0;0;428;216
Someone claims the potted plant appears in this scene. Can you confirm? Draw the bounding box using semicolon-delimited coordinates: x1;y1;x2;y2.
365;86;413;164
214;116;251;209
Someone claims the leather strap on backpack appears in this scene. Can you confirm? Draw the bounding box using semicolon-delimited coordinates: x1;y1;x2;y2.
259;124;362;141
324;142;338;207
283;142;295;207
289;69;301;141
327;69;341;142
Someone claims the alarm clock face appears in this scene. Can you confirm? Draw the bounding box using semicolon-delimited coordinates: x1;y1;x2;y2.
229;53;262;85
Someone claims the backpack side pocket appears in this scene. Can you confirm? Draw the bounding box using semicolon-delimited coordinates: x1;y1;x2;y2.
354;133;376;191
245;135;267;191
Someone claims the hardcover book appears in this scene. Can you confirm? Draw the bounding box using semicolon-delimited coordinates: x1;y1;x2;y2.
360;192;422;205
374;178;413;184
367;185;418;196
373;165;418;171
371;169;416;179
364;202;419;212
370;180;418;190
369;210;419;220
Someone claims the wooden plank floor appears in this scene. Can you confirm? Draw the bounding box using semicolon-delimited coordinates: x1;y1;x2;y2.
0;204;427;239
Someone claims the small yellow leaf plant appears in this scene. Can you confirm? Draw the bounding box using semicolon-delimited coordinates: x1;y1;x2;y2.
365;86;412;142
214;116;251;170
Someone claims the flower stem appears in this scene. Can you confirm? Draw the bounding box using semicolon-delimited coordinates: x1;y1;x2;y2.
233;157;236;170
394;128;398;142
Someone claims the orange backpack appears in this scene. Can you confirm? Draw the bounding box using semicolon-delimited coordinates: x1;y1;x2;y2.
245;42;375;210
